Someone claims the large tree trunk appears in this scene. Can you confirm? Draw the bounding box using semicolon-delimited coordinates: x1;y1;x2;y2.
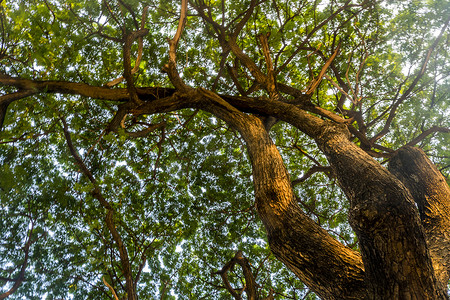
2;74;448;298
198;94;449;299
221;96;449;298
389;146;450;290
197;96;366;299
314;126;448;299
240;117;366;299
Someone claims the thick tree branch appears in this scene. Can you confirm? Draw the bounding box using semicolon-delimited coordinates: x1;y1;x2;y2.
389;146;450;289
198;93;445;297
190;89;366;299
0;73;130;101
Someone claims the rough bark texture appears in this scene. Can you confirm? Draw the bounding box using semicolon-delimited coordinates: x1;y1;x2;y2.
389;146;450;290
2;75;450;299
235;116;366;299
199;98;366;299
314;127;448;299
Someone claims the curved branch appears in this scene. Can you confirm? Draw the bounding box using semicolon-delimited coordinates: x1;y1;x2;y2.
0;89;36;131
191;89;366;299
216;251;258;300
106;6;150;88
0;223;35;300
122;29;149;104
163;0;190;91
103;277;120;300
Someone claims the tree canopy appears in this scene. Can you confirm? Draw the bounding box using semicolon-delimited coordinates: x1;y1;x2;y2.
0;0;449;299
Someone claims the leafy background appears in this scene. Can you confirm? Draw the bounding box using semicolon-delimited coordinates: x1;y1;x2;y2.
0;0;448;298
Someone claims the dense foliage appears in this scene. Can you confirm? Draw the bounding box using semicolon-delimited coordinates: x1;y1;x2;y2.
0;0;448;299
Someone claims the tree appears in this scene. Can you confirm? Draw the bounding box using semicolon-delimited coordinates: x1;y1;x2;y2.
0;0;449;298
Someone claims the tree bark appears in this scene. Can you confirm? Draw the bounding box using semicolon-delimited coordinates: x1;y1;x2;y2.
389;146;450;291
218;94;449;298
205;109;367;299
2;76;449;299
313;127;448;299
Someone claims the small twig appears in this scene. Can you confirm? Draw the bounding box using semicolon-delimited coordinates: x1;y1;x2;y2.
292;166;333;186
324;74;354;104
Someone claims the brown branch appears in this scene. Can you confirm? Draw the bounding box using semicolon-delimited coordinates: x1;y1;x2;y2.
405;126;450;147
230;0;259;39
305;42;340;95
258;32;278;100
0;73;129;101
61;117;137;300
324;73;353;103
163;0;190;91
0;89;36;131
292;166;333;186
228;38;267;87
370;16;450;143
106;6;149;88
212;50;231;91
126;121;166;138
122;29;149;104
216;251;258;300
389;146;450;287
117;0;139;29
189;0;224;33
102;277;120;300
0;223;35;300
226;62;247;95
